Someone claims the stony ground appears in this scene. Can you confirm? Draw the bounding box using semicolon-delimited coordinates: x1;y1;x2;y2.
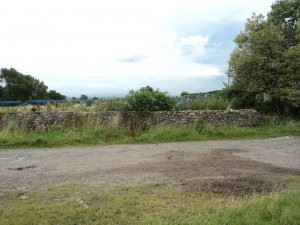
0;136;299;197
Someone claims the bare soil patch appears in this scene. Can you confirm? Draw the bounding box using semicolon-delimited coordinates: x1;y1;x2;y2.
200;177;274;196
114;148;299;195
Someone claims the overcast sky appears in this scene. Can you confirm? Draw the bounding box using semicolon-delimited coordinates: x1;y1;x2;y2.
0;0;275;97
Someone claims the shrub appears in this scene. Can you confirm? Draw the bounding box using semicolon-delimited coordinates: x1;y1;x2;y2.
124;86;175;111
231;94;256;109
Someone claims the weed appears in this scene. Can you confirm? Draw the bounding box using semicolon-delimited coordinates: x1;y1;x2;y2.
0;119;299;149
0;181;299;225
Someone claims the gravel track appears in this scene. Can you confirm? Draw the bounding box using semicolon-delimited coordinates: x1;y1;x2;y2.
0;136;299;196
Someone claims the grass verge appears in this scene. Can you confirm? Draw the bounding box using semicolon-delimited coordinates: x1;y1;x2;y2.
1;178;300;225
0;119;299;149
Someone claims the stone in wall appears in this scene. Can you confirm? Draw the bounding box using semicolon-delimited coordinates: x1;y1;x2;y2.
0;109;261;132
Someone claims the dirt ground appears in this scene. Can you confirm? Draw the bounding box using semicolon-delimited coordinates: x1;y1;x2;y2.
0;136;299;196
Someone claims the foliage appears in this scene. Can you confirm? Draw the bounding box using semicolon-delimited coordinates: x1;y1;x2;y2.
0;99;126;112
0;68;48;100
190;99;207;110
268;0;300;47
0;119;299;149
0;68;66;101
47;90;66;100
228;90;257;109
228;0;300;112
278;88;300;107
180;91;189;96
206;98;230;110
94;98;126;111
190;97;230;110
79;94;89;100
195;120;205;133
124;86;176;111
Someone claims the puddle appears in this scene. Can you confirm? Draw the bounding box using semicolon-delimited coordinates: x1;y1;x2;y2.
7;165;37;171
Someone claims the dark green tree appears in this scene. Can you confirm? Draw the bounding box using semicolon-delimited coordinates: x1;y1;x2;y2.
79;94;89;100
228;0;300;111
180;91;189;97
268;0;300;47
47;90;66;100
0;68;48;100
228;14;285;94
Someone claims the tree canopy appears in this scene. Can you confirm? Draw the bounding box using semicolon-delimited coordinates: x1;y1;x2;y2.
47;90;66;100
228;0;300;111
0;68;65;101
79;94;89;100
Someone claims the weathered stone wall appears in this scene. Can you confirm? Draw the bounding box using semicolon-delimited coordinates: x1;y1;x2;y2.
0;109;261;131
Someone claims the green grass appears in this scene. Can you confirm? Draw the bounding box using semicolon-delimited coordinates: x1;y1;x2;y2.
1;180;299;225
190;97;230;110
0;119;299;149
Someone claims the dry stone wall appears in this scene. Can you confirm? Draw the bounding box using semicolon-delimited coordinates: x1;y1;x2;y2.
0;109;261;131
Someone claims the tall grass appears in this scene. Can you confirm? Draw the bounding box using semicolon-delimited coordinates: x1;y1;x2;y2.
0;96;232;112
0;181;299;225
0;119;299;149
0;99;126;113
190;97;231;110
93;99;126;112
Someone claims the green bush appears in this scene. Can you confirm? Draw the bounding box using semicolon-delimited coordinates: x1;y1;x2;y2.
231;95;256;109
218;88;256;110
124;86;175;111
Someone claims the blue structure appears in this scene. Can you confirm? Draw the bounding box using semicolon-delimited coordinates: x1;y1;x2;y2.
25;100;49;106
0;101;23;107
0;99;96;107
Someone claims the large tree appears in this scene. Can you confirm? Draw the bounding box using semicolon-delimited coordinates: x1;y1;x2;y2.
0;68;65;101
228;0;300;111
0;68;48;100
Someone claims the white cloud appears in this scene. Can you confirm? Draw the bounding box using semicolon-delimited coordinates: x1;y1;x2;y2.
0;0;274;96
176;35;209;61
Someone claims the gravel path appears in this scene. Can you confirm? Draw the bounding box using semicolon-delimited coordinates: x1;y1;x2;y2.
0;136;299;196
